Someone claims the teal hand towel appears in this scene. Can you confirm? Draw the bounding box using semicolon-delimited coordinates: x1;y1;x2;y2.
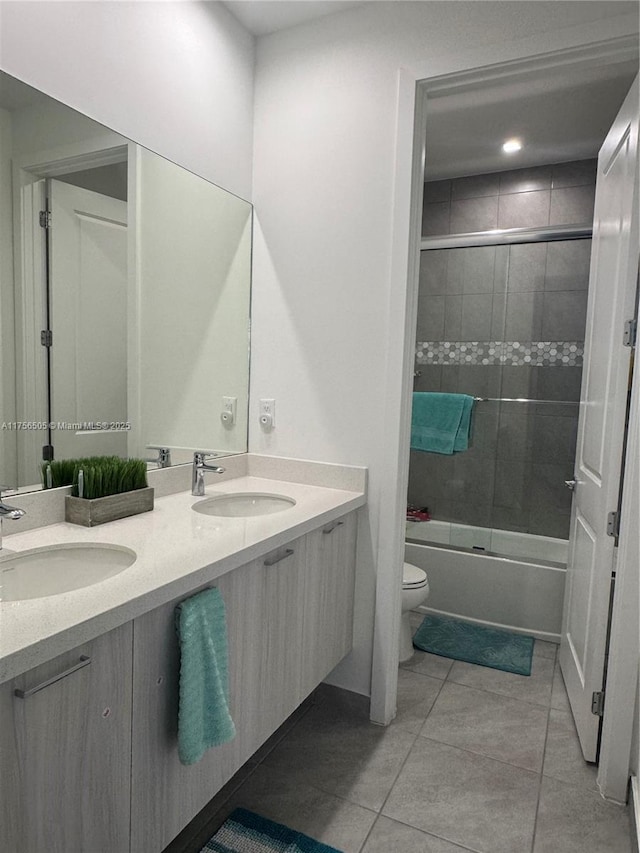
411;392;475;455
175;587;236;765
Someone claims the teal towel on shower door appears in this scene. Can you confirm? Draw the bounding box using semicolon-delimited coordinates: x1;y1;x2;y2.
411;392;475;455
175;587;236;765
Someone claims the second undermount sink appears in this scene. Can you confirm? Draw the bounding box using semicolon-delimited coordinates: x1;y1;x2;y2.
192;492;296;518
0;543;137;601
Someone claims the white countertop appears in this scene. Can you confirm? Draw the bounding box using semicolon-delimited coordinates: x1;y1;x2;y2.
0;475;365;683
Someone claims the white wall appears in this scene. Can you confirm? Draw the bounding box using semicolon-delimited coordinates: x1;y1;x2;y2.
0;1;255;200
249;1;639;698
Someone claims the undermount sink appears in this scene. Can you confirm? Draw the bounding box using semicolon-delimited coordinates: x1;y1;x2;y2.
0;543;137;601
192;492;296;518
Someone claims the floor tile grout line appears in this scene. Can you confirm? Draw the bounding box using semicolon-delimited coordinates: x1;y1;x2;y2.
415;732;544;776
363;813;486;853
356;675;450;853
529;700;553;853
444;670;554;709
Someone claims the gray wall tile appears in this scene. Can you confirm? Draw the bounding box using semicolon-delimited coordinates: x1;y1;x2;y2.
529;506;571;539
531;463;574;511
444;295;463;339
494;461;533;510
499;165;552;195
416;295;445;340
549;185;595;225
424;179;451;203
532;416;578;463
505;291;544;340
433;499;493;527
445;245;497;294
419;249;448;296
491;505;530;533
551;159;597;189
507;243;547;292
456;365;501;398
542;291;588;340
440;365;459;392
498;190;551;229
536;366;583;403
413;365;442;392
461;293;493;340
545;240;591;291
497;412;535;460
450;456;496;503
491;293;507;339
450;195;499;233
501;366;539;399
423;201;451;236
445;247;498;295
451;173;500;200
471;409;499;457
444;250;466;295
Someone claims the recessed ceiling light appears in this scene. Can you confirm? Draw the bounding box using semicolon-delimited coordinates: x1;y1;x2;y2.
503;138;522;154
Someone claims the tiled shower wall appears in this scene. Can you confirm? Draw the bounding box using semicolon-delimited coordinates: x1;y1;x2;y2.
408;160;596;540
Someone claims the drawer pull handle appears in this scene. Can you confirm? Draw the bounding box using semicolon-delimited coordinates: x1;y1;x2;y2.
323;520;344;535
14;655;92;699
264;548;294;567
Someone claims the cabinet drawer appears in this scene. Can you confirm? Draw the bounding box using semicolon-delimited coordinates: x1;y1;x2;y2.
0;624;133;853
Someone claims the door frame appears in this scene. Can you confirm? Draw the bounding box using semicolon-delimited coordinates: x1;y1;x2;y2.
373;26;639;804
12;138;130;484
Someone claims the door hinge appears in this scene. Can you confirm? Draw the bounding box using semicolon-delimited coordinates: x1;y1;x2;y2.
40;329;53;347
39;209;52;229
607;510;620;538
623;318;637;348
591;690;605;717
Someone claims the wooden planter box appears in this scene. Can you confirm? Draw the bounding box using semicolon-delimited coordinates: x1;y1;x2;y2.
65;487;154;527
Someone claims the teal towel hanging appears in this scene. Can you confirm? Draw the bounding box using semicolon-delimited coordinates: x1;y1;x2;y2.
175;587;236;765
411;392;475;455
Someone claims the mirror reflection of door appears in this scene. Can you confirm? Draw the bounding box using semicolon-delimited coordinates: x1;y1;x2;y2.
47;178;128;460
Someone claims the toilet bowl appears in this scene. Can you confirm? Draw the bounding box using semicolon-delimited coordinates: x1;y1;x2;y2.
400;562;429;662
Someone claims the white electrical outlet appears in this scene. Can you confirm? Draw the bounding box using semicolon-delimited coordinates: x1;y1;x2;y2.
221;396;237;426
259;398;275;428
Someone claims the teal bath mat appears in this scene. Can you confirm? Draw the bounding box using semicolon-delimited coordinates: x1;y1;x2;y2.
201;808;344;853
413;614;534;676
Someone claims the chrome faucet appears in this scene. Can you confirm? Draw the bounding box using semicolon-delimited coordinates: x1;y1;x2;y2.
191;453;226;496
145;446;172;469
0;488;26;551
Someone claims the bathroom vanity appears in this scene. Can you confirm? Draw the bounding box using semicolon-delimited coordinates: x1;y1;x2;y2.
0;467;365;853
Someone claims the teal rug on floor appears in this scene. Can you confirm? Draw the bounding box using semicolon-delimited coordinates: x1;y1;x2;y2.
413;614;534;676
200;808;344;853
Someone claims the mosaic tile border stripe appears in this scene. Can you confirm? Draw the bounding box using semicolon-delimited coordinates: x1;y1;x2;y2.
416;341;584;367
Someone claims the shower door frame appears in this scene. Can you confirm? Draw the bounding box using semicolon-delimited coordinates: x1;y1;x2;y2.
372;27;639;807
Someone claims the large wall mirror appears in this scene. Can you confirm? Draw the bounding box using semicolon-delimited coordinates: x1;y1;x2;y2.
0;71;252;492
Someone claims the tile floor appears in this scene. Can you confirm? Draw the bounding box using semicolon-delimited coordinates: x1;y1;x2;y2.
169;614;632;853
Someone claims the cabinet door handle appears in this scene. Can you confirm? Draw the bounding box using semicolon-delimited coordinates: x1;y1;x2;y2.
264;548;294;567
323;520;344;535
14;655;92;699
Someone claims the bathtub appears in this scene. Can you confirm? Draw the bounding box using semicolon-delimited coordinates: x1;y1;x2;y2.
405;521;567;642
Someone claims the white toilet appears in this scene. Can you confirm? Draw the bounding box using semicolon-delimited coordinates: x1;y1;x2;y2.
400;562;429;662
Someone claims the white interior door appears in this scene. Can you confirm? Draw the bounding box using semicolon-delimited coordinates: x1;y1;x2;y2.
559;76;639;762
48;180;128;460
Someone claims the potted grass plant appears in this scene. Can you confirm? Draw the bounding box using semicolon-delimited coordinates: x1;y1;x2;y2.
43;456;153;527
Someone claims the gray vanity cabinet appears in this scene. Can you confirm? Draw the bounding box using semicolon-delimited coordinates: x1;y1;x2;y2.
0;511;358;853
300;513;357;697
0;623;133;853
130;515;356;853
130;534;308;853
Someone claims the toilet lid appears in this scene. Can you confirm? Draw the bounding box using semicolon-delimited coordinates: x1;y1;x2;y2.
403;562;427;588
